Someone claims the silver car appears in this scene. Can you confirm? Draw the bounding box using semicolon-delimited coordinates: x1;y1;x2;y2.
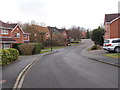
103;38;120;53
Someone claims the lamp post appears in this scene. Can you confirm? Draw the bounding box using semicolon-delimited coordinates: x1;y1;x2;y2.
50;32;53;51
48;26;55;52
39;32;46;48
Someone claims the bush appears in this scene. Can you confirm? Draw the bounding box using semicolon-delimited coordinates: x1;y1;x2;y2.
18;43;34;55
32;43;42;54
90;45;102;50
18;43;42;55
12;43;22;54
91;45;98;50
0;48;19;65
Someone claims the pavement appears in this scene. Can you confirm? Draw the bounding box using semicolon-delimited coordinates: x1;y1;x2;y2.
1;49;63;88
81;45;120;67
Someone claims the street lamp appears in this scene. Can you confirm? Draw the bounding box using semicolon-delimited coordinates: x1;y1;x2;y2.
39;32;46;48
48;27;56;52
50;32;53;51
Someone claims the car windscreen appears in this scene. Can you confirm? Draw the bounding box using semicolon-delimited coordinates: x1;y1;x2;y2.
104;40;109;43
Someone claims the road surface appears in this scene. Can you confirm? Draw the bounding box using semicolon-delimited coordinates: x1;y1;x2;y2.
22;39;118;88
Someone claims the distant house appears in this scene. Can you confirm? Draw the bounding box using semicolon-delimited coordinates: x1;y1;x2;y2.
104;13;120;39
27;25;51;42
48;26;67;40
81;31;87;39
48;26;67;45
0;20;30;49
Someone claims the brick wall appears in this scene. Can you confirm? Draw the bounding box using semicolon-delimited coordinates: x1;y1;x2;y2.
110;18;120;38
104;23;110;39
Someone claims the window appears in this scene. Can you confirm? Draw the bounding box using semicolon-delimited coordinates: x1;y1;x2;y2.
17;28;19;30
112;39;120;43
24;35;27;38
3;44;11;49
34;33;37;36
1;29;8;34
15;33;20;38
64;33;66;35
104;40;109;43
46;33;49;37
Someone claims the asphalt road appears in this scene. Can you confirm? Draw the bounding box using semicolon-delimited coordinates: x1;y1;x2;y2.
22;39;118;88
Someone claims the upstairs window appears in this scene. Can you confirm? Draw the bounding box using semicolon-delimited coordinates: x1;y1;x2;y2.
17;27;19;30
34;33;37;36
24;35;27;38
15;33;20;38
1;29;8;35
46;33;50;37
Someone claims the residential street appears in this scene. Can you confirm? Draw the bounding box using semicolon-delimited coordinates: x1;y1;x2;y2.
22;39;118;88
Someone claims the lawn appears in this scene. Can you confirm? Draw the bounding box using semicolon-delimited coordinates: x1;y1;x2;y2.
104;53;120;58
41;46;66;54
44;46;66;50
41;50;51;54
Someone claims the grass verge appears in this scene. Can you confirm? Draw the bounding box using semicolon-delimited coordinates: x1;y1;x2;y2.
44;46;66;50
41;50;51;54
104;53;120;58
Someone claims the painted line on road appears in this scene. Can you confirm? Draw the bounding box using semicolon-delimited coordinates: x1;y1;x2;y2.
12;60;36;90
12;50;61;90
0;80;6;84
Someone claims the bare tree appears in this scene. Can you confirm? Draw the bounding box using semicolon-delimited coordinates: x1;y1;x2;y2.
69;26;81;41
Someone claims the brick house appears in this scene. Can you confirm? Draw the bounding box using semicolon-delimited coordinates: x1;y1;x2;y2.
27;25;51;42
48;26;67;45
81;31;87;39
48;26;67;40
0;20;30;49
104;13;120;39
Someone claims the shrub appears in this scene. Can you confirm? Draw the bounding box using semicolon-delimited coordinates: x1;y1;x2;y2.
90;45;98;50
32;43;42;54
12;43;22;54
90;45;102;50
18;43;34;55
0;48;19;65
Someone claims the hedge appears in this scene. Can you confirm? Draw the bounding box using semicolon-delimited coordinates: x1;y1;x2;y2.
18;43;42;55
32;43;42;54
18;43;34;55
0;48;19;65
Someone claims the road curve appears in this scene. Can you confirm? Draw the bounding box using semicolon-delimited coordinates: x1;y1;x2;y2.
22;39;118;88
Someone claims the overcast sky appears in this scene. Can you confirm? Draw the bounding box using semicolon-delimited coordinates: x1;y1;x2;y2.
0;0;119;29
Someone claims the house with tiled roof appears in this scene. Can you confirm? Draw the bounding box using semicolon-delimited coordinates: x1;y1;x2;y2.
48;26;67;40
26;25;51;42
104;13;120;39
48;26;67;45
0;20;30;49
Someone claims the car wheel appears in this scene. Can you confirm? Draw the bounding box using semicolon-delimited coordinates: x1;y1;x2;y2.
114;47;120;53
108;51;113;53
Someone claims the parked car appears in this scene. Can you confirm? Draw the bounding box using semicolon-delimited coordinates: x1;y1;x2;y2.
103;38;120;53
